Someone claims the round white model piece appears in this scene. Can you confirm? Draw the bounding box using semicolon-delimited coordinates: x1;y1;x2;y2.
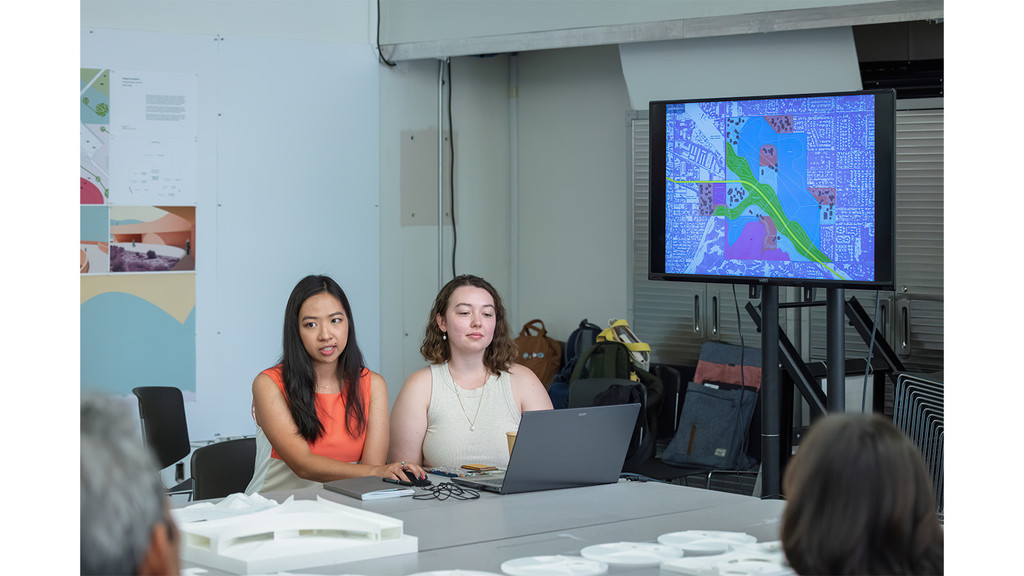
657;530;757;556
737;540;784;554
661;552;797;576
500;554;609;576
713;558;795;576
578;541;683;566
407;565;503;569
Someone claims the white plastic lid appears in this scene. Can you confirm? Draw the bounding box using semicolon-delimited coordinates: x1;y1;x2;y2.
500;554;609;576
407;565;503;569
579;541;684;566
657;530;757;556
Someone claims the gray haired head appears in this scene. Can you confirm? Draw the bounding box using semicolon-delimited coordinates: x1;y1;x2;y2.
81;395;169;575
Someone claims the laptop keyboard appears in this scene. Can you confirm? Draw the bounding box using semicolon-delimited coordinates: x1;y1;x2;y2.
474;475;505;487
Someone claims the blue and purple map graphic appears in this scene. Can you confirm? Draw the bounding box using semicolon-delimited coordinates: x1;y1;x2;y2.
664;94;876;282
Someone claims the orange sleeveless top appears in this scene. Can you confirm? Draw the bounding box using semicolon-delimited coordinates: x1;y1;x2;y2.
263;365;371;463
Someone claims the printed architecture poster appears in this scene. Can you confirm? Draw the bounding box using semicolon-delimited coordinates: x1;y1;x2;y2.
80;68;198;395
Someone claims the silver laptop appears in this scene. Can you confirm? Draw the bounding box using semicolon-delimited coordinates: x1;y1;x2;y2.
452;403;640;495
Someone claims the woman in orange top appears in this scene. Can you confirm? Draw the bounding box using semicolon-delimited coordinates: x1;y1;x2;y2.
246;275;425;494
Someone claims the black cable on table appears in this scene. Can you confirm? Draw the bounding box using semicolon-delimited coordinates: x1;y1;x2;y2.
413;482;480;501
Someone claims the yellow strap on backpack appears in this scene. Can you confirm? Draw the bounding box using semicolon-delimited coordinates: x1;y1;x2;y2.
597;320;651;353
597;319;652;378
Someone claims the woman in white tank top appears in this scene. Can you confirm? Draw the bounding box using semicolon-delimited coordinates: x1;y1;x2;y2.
389;275;554;470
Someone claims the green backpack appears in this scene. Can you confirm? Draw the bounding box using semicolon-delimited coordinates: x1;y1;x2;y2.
569;340;634;382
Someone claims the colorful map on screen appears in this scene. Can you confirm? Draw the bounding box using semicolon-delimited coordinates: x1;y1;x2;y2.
664;94;877;282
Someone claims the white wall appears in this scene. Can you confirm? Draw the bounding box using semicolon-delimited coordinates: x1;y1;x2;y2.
209;35;381;439
377;54;514;402
514;45;633;340
375;43;639;368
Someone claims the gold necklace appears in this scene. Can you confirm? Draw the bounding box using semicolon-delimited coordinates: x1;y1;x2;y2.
451;373;486;431
316;380;339;394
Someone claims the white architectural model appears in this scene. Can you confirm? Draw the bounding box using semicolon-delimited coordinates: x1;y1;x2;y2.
172;495;417;574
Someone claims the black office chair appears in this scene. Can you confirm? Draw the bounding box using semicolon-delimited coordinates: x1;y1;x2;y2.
567;377;654;473
132;386;193;499
190;437;257;501
651;364;685;441
567;377;643;409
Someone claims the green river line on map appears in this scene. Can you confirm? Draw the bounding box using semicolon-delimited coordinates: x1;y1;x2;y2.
668;141;840;278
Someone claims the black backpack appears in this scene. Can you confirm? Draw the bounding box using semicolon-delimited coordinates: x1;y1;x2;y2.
569;340;664;472
547;319;602;408
592;382;654;472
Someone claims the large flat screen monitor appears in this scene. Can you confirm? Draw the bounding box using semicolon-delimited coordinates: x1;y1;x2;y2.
649;89;896;290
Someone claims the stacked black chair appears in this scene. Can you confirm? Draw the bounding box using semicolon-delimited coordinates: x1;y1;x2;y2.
190;437;257;501
132;386;193;499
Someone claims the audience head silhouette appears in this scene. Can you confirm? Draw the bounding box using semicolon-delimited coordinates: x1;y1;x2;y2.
81;395;180;575
781;412;943;575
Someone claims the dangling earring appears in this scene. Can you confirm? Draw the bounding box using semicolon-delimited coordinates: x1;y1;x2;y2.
442;332;447;341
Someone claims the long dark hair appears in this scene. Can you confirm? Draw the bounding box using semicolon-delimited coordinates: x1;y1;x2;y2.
420;274;517;375
781;413;943;575
280;275;368;442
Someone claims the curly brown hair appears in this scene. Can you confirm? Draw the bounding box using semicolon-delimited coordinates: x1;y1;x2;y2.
420;275;517;375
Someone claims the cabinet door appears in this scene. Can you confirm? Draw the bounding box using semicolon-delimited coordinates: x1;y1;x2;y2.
705;284;763;348
807;289;894;363
891;106;943;371
632;281;708;366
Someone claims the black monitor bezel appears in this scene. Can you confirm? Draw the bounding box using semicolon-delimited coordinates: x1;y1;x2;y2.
648;88;896;290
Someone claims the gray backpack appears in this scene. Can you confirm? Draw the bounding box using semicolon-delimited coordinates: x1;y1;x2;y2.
660;381;757;470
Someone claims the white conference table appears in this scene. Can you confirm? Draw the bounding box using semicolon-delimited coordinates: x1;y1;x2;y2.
179;476;786;575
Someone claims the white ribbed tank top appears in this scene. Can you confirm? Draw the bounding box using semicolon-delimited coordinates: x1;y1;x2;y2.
421;362;521;469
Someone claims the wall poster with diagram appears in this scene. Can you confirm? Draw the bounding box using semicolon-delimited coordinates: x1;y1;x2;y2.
80;67;198;396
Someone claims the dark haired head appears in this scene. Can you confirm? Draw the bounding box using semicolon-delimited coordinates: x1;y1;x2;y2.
420;274;516;374
781;413;943;575
281;275;368;442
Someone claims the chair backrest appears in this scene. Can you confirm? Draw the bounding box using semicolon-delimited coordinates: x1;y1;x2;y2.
190;437;257;501
651;364;684;440
132;386;191;469
568;378;639;409
893;373;943;518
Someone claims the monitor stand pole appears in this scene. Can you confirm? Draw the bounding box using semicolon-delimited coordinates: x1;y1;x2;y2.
759;287;852;498
759;285;781;499
826;288;846;412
